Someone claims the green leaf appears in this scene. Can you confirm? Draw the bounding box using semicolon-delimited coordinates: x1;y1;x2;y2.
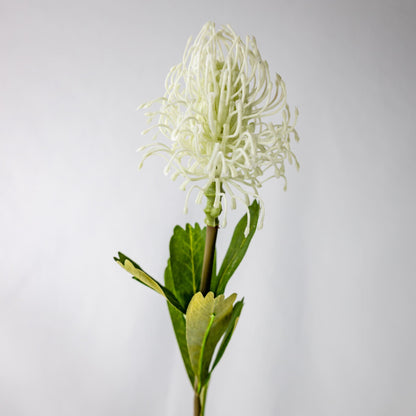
186;292;237;388
210;299;244;373
212;201;260;294
169;224;206;309
164;260;195;386
114;252;185;313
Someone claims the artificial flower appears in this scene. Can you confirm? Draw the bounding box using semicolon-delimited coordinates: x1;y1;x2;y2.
139;22;299;234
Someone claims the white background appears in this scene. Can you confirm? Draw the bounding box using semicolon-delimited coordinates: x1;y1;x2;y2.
1;0;415;415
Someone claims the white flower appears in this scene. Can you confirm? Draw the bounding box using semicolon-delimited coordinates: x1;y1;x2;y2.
138;22;299;234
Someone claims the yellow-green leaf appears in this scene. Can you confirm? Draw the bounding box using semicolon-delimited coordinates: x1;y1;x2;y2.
114;252;185;313
186;291;237;388
118;259;165;296
210;299;244;372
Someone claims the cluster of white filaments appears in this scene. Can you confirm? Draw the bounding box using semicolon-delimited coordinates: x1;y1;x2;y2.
139;22;299;233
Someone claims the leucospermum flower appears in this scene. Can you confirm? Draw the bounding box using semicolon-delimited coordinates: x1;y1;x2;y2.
139;22;299;234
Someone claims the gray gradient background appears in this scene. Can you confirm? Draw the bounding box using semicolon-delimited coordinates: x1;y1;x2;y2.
1;0;415;415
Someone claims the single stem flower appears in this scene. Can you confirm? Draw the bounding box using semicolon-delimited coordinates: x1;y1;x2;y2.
138;22;299;235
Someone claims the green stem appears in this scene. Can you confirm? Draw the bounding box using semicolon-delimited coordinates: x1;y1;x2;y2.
194;182;221;414
200;384;208;416
194;389;201;416
194;183;220;415
200;182;221;294
194;383;209;416
200;225;218;295
196;229;217;416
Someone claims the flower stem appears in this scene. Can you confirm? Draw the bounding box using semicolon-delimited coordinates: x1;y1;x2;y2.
194;384;208;416
194;390;201;416
201;182;221;295
195;183;220;414
200;225;218;295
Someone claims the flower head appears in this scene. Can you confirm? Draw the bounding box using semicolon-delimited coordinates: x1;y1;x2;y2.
139;22;299;234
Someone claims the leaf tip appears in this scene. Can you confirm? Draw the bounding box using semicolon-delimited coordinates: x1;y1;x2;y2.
173;224;185;233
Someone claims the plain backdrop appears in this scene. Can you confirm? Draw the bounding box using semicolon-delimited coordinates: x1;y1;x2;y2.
1;0;415;415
